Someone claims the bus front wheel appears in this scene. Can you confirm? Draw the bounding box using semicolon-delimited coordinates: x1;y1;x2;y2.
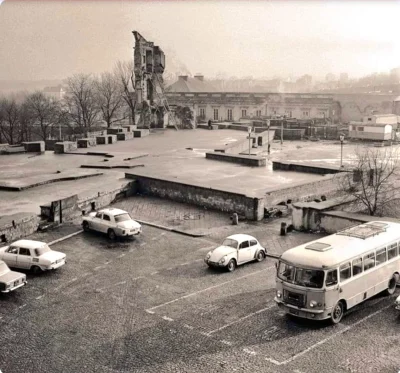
385;274;398;296
330;301;344;324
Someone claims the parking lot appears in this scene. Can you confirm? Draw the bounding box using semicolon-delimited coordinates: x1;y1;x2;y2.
0;224;399;373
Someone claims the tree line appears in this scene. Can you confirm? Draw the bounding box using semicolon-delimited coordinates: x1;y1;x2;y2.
0;61;136;144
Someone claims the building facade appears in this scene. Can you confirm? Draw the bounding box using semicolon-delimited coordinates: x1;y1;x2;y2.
165;91;334;122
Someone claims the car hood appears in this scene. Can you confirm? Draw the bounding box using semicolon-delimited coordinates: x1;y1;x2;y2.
117;220;141;230
0;270;26;284
40;251;66;262
396;295;400;303
0;246;9;255
209;246;236;262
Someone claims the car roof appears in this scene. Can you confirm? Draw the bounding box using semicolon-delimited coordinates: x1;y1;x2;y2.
11;240;47;249
99;208;128;216
226;234;257;242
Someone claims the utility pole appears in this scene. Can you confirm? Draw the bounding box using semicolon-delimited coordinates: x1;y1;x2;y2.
281;119;283;146
267;119;270;155
248;126;252;155
339;133;345;168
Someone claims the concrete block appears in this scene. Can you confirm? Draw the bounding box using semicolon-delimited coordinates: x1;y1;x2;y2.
206;152;266;167
97;135;117;145
117;132;134;141
133;129;150;138
107;127;127;135
54;141;77;154
77;138;97;148
211;124;219;130
22;141;45;153
122;125;137;132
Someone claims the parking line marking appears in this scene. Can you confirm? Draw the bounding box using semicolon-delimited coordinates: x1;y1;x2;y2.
243;348;256;356
117;254;126;258
147;266;275;312
19;304;27;309
220;340;232;346
179;262;190;266
140;243;147;247
200;331;212;337
151;271;158;275
145;310;155;314
35;295;44;300
183;324;194;330
265;302;392;366
167;267;173;270
97;281;127;292
207;305;275;335
94;266;104;271
194;259;203;262
162;316;173;322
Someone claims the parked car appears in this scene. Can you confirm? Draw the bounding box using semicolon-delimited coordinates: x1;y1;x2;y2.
0;240;66;274
0;260;27;293
82;208;142;239
204;234;267;272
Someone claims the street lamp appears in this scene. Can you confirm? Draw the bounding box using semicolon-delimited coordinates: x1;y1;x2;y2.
248;126;252;155
339;134;345;168
267;119;271;155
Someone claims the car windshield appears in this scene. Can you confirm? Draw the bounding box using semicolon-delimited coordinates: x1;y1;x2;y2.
277;261;324;289
35;245;51;256
0;262;9;275
222;239;238;249
114;213;132;223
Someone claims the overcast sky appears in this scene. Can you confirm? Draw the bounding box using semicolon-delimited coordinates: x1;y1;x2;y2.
0;0;399;81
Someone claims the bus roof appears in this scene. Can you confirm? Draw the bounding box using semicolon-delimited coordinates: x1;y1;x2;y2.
280;221;400;269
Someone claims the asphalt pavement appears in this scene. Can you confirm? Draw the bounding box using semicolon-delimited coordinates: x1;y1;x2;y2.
0;224;399;373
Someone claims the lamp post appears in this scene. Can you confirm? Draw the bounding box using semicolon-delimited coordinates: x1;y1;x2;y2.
248;126;252;155
339;134;345;168
267;119;270;155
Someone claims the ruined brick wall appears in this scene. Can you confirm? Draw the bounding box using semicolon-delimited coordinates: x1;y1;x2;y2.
127;173;264;220
0;213;39;243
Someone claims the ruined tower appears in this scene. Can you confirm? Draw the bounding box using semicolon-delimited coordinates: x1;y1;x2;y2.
132;31;167;128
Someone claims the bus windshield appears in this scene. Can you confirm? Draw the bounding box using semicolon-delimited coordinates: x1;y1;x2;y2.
277;261;324;289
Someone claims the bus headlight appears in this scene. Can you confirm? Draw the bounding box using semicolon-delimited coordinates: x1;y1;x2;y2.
276;290;282;298
309;300;317;308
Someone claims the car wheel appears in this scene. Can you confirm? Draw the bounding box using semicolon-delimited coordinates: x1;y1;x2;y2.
31;265;42;275
107;229;116;240
330;300;344;324
82;221;90;232
385;274;398;295
227;259;236;272
256;251;265;262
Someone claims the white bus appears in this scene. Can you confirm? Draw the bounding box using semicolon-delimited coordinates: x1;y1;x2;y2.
275;221;400;324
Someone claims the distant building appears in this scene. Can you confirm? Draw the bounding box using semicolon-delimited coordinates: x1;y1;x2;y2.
390;67;400;82
348;114;399;140
339;73;349;83
325;73;337;82
43;85;65;100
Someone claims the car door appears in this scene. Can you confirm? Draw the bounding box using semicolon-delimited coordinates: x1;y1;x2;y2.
17;247;33;269
101;214;113;233
2;246;18;268
91;212;103;231
238;240;252;263
249;239;259;257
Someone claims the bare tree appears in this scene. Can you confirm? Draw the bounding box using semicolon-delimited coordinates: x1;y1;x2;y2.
65;74;100;130
94;72;125;128
339;147;400;216
114;61;136;125
25;92;61;140
0;97;21;145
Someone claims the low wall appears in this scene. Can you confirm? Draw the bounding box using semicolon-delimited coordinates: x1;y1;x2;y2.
273;128;305;140
45;140;62;151
107;127;127;135
0;213;39;243
273;161;346;175
206;152;267;167
22;141;45;153
122;125;137;132
96;135;117;145
133;129;150;138
125;172;264;220
215;137;254;154
54;141;78;154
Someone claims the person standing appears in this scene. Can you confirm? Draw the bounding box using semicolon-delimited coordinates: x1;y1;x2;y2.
208;119;212;129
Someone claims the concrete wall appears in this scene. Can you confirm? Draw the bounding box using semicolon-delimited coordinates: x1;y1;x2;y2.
133;129;150;138
206;152;267;166
117;132;134;141
22;141;45;153
0;213;39;243
77;138;97;148
54;141;78;154
125;172;264;220
273;161;345;175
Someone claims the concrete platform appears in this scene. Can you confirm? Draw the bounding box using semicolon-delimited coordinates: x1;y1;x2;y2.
116;132;134;141
22;141;45;153
54;141;77;154
77;138;97;148
133;129;149;138
96;135;117;145
206;151;267;166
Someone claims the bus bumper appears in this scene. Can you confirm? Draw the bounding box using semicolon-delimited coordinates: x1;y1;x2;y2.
275;298;329;320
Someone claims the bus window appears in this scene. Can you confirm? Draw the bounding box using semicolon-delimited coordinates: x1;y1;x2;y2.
339;263;351;282
376;248;387;265
363;252;375;271
325;269;338;286
352;258;363;276
388;243;398;260
278;262;295;281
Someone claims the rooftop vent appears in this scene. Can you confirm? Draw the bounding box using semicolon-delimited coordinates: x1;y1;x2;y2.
305;242;332;252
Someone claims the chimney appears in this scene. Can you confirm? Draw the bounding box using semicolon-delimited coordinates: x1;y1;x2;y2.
194;74;204;81
178;75;188;81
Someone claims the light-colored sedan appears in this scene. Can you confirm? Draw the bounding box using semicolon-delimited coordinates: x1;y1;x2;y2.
0;260;27;293
82;208;142;239
0;240;66;274
395;295;400;310
204;234;267;272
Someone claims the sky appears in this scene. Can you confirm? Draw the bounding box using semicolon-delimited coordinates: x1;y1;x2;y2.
0;0;400;81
